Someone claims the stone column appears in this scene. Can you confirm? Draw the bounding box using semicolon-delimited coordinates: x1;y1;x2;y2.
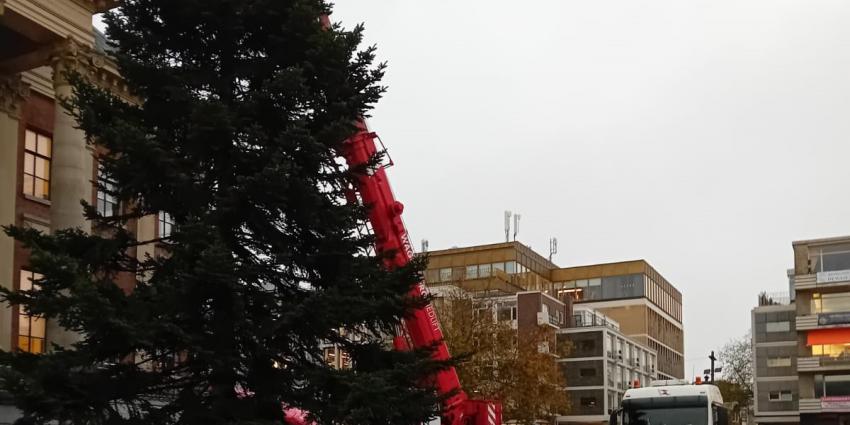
47;40;93;349
0;75;29;352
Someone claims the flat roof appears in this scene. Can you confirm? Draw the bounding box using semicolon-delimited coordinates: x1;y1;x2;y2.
792;234;850;247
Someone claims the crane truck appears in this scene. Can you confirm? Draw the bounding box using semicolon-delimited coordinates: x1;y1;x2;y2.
609;380;729;425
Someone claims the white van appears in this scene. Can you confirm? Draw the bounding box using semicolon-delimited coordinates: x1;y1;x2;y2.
609;380;729;425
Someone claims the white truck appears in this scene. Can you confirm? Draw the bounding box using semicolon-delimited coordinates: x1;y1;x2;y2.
609;380;729;425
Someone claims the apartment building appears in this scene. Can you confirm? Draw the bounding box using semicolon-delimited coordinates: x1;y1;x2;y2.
791;235;850;425
752;290;799;425
424;243;685;379
555;307;657;425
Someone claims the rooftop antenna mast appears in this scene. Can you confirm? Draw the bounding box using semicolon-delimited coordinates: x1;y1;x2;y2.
549;237;558;262
504;211;512;242
513;214;521;241
421;239;429;253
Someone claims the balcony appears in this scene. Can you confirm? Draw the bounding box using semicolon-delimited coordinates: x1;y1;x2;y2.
797;312;850;330
799;397;850;413
796;270;850;291
798;356;850;372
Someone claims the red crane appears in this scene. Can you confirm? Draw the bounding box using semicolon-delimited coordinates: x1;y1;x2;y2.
283;15;503;425
339;123;502;425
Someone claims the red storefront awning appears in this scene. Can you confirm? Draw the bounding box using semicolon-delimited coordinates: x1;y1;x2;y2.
807;328;850;346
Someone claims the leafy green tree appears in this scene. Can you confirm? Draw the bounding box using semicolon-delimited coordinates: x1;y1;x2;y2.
717;332;754;419
0;1;446;424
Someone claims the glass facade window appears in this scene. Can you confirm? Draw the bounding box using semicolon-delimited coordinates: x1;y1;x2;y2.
492;262;505;272
815;374;850;398
439;268;452;282
479;263;491;278
812;244;850;273
96;165;119;217
812;292;850;314
465;265;478;279
22;129;52;200
765;321;791;332
505;261;516;274
17;270;46;353
812;344;850;358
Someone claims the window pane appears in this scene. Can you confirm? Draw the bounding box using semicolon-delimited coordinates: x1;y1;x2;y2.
17;336;30;352
505;261;516;274
18;316;29;335
24;153;34;174
20;271;33;291
30;338;44;354
479;264;491;278
25;130;36;151
465;265;478;279
23;176;33;196
33;178;44;198
37;135;51;157
31;316;45;338
35;158;47;179
492;262;505;272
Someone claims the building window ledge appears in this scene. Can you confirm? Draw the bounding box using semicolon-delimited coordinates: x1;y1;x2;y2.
22;194;51;206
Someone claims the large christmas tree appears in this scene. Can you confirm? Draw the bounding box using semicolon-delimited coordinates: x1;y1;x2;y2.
1;1;444;424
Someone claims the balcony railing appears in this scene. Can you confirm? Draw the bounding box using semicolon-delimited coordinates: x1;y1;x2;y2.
798;355;850;372
757;291;791;306
799;396;850;413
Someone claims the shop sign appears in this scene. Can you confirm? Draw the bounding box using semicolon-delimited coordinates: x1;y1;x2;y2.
818;270;850;284
822;396;850;409
819;312;850;326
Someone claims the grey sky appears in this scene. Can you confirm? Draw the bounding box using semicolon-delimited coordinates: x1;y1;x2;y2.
95;1;850;379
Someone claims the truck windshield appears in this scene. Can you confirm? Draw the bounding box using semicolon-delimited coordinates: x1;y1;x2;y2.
624;406;707;425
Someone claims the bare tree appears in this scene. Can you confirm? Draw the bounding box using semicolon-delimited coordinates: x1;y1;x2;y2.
718;332;754;413
434;287;568;424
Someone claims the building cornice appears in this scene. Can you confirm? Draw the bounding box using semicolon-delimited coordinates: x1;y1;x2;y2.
0;74;30;117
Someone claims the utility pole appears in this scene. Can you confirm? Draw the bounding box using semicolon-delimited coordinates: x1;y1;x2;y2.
709;351;717;383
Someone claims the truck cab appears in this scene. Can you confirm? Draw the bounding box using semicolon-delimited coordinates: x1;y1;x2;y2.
609;380;728;425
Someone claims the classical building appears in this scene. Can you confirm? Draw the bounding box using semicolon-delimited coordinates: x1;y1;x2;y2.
424;242;685;380
0;1;156;357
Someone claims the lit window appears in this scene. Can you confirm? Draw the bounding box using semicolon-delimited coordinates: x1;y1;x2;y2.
158;211;174;238
323;347;336;367
22;130;51;200
18;270;45;353
96;165;119;217
340;350;352;369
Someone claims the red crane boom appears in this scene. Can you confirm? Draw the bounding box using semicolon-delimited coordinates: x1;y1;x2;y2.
340;124;502;425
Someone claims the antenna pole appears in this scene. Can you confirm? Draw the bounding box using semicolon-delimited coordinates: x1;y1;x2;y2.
504;211;512;242
513;214;521;241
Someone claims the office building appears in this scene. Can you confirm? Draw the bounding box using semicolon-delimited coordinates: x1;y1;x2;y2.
424;243;685;380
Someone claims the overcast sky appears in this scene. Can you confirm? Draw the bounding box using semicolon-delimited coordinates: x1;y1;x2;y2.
95;0;850;379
